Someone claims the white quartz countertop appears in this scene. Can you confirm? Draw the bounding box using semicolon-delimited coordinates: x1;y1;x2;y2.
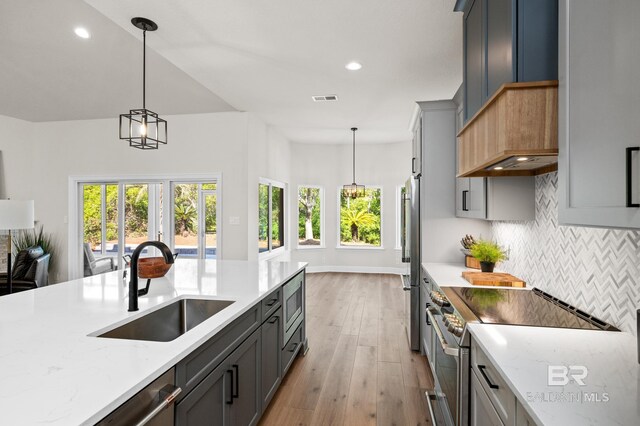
421;262;529;289
468;324;639;426
0;259;307;426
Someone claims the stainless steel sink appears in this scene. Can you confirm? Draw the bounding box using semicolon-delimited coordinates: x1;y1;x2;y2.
98;299;235;342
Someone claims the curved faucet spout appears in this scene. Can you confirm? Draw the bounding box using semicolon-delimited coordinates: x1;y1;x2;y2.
129;241;174;312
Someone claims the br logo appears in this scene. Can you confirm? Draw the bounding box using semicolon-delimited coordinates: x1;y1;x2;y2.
547;365;588;386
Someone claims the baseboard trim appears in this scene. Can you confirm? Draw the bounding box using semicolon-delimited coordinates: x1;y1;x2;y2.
306;265;405;275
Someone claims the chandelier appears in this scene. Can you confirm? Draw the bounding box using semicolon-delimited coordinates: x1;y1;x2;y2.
119;17;167;150
342;127;365;199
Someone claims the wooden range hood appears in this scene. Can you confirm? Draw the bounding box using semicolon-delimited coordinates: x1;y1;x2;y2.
457;81;558;177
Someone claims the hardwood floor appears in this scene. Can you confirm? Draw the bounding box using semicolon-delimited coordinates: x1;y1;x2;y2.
260;272;435;426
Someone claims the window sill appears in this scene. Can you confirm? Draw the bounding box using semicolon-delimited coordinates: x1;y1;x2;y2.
296;245;325;250
335;245;385;250
259;247;287;260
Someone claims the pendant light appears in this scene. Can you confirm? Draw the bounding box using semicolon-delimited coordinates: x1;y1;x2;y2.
119;17;167;150
342;127;365;199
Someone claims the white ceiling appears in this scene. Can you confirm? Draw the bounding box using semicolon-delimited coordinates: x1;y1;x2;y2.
0;0;234;122
1;0;463;144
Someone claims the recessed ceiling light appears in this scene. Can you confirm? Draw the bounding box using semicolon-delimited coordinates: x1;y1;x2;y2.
345;61;362;71
517;157;529;162
74;27;91;39
494;166;504;170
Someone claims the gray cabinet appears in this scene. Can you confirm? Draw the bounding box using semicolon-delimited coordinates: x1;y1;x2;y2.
456;177;488;219
261;307;282;409
461;0;558;122
411;115;423;177
228;330;261;426
558;0;640;229
470;370;505;426
176;329;261;426
175;360;227;426
486;0;513;97
464;0;484;122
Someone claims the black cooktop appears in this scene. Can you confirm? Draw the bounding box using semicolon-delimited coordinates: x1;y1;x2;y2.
449;287;619;331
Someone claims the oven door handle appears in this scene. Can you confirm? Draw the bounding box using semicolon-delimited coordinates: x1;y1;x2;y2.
427;308;459;357
425;390;439;426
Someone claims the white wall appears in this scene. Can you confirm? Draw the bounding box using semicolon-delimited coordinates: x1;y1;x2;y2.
0;115;36;273
0;112;296;282
288;141;411;273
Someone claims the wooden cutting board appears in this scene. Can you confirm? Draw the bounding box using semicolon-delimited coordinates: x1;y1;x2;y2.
461;271;526;287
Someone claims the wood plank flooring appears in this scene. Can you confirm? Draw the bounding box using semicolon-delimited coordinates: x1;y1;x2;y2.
260;272;434;426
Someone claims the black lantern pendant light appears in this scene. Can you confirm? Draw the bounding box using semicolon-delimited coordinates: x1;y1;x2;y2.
119;17;167;150
342;127;365;199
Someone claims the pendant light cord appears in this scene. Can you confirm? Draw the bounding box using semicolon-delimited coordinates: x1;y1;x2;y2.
352;128;356;183
142;29;146;109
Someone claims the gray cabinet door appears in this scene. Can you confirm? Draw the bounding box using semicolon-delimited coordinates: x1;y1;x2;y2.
261;308;282;410
464;0;484;121
175;361;228;426
470;370;505;426
486;0;514;98
456;178;471;217
412;116;423;177
228;329;261;426
558;0;640;228
457;178;487;219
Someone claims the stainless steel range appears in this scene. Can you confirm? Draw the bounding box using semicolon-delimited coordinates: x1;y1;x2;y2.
424;281;619;426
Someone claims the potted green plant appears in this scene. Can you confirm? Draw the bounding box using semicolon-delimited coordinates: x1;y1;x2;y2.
469;239;506;273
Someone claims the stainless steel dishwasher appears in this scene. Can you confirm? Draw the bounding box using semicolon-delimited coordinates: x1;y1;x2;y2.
96;368;181;426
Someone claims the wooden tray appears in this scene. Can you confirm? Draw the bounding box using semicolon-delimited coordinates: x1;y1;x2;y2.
461;271;526;287
464;255;481;270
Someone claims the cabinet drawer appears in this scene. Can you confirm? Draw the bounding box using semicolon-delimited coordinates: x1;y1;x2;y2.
281;321;303;376
471;338;516;425
261;288;281;322
176;304;261;400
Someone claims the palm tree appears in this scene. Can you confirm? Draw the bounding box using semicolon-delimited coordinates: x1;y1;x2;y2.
341;207;375;242
175;204;197;236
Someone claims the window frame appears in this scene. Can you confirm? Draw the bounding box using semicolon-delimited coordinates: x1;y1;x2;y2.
336;185;384;250
259;177;287;258
395;184;404;250
296;185;325;249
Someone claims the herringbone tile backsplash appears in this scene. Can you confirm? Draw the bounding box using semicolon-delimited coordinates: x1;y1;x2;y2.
492;172;640;335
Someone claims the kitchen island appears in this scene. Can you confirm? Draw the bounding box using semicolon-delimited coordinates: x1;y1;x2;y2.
0;259;306;425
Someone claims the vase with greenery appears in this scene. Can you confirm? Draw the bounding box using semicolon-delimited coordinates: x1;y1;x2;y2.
469;239;505;273
12;225;57;271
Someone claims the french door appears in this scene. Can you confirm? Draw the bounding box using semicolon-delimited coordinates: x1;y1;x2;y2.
171;183;217;259
78;178;219;277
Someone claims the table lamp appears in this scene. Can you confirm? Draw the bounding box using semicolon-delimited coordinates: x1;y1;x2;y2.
0;200;35;294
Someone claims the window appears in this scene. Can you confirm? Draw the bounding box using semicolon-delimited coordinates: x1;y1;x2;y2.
258;180;286;254
339;187;382;248
298;186;322;247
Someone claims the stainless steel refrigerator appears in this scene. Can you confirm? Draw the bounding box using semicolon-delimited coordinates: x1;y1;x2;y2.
401;176;420;351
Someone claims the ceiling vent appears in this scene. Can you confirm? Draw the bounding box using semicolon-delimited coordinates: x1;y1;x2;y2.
312;94;338;102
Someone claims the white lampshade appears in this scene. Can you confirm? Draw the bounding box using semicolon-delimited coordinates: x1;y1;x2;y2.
0;200;35;230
